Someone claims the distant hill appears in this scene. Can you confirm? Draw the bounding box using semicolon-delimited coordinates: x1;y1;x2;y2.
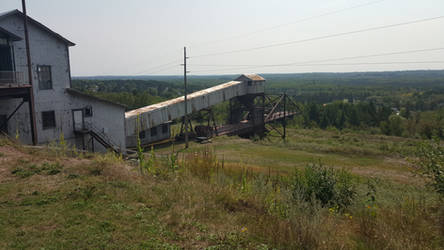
73;69;444;82
72;69;444;110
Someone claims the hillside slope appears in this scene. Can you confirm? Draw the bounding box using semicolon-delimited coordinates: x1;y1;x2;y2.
0;137;442;249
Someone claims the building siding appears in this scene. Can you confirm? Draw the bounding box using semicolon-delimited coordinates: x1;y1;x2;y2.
0;13;126;152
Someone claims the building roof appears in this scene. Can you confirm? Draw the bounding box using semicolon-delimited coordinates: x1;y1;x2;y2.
236;74;265;81
0;26;22;41
0;9;75;46
66;88;127;109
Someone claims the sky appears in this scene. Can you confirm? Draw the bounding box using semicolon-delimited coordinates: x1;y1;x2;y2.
2;0;444;76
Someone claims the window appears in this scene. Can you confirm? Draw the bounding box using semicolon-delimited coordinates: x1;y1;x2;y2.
42;111;56;129
37;65;52;90
139;130;146;139
84;106;93;117
150;127;157;137
247;80;253;86
162;124;168;134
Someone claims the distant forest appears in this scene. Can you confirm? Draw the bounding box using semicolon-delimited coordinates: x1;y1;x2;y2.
73;70;444;139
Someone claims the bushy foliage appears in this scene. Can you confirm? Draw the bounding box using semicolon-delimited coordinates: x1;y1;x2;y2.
291;163;356;210
413;139;444;196
380;114;405;136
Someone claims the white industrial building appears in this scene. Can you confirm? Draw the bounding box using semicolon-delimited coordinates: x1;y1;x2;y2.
0;10;126;152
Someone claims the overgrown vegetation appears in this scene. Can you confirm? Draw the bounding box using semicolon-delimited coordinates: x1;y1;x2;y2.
291;163;356;210
413;139;444;196
0;136;442;249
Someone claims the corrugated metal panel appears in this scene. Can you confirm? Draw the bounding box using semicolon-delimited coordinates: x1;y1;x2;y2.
125;76;265;137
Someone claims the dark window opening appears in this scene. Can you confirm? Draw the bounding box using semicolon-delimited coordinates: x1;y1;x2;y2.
84;106;93;117
0;114;7;133
42;111;56;129
0;44;13;72
37;65;52;90
162;124;168;134
150;127;157;137
247;80;253;86
139;130;146;139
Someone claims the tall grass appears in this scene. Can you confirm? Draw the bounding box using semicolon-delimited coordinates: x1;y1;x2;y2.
2;138;441;249
173;148;443;249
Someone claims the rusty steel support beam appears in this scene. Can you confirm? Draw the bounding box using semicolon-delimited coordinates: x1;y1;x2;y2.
265;94;284;122
266;123;284;137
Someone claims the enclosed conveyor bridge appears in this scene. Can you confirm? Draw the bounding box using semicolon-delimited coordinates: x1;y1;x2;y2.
125;74;266;147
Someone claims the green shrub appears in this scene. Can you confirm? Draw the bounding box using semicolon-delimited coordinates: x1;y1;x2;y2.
291;163;356;210
413;139;444;196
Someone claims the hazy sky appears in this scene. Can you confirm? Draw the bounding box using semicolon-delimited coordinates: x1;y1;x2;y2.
2;0;444;76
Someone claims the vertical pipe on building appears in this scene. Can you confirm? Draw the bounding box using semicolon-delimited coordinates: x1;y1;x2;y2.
22;0;38;145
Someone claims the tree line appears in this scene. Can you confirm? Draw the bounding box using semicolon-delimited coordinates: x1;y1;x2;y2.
293;101;444;139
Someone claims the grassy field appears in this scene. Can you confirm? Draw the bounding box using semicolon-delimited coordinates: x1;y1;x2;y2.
159;128;420;183
0;130;443;249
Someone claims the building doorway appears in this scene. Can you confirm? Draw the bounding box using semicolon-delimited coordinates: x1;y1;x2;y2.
72;109;84;132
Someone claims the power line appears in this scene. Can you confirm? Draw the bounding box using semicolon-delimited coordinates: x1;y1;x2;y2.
190;0;387;48
190;61;444;74
133;46;444;75
131;1;387;75
189;47;444;68
138;64;181;75
133;59;182;75
192;15;444;59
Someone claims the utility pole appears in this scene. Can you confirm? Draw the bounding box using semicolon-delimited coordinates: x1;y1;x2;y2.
183;47;189;148
282;93;286;140
22;0;38;145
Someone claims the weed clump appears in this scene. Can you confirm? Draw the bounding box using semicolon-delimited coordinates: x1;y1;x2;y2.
291;163;356;210
11;162;63;178
184;148;220;181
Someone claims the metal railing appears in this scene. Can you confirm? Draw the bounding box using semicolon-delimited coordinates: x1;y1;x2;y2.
0;71;25;87
84;121;120;151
